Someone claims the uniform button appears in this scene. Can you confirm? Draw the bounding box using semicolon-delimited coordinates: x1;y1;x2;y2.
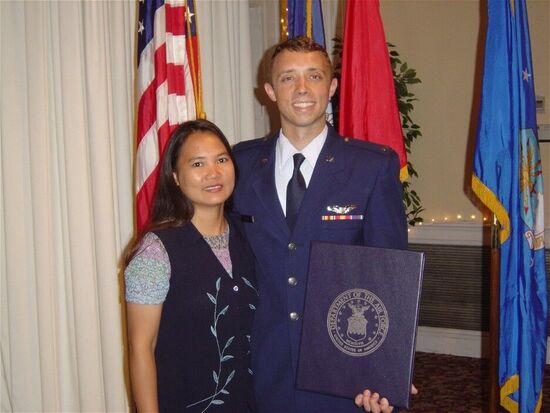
287;276;297;286
288;242;296;251
233;285;239;291
289;312;299;321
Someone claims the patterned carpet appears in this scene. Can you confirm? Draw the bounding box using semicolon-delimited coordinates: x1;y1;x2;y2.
401;352;550;413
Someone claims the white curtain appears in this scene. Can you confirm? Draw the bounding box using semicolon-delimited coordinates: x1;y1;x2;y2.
321;0;346;58
0;1;135;411
196;0;256;144
1;0;256;411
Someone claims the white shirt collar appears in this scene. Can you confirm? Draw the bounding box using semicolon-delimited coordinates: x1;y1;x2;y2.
274;125;328;214
276;125;328;172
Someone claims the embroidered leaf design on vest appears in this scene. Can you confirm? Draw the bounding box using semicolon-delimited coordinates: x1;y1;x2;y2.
241;276;258;295
223;336;234;351
218;305;229;317
225;370;235;386
187;276;238;412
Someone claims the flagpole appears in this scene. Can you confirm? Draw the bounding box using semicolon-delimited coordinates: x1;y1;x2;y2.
489;213;500;413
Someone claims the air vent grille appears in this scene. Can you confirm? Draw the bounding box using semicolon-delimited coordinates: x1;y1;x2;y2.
409;244;550;333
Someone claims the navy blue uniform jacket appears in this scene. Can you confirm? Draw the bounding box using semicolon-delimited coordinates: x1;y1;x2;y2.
233;126;407;412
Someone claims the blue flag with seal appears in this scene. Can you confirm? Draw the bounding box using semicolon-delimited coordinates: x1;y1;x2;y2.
472;0;547;412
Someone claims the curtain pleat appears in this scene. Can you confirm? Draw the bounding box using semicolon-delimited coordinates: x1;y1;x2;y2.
1;0;255;410
1;1;134;411
196;0;256;144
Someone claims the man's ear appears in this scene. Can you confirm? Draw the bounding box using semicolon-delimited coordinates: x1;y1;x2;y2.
264;82;277;103
329;77;338;98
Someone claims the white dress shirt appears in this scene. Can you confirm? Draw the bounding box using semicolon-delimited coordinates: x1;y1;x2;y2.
275;125;328;215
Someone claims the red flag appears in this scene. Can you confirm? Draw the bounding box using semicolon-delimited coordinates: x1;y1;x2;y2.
338;0;407;181
135;0;202;231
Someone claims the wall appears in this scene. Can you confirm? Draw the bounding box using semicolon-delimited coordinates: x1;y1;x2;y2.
380;0;549;357
380;0;550;225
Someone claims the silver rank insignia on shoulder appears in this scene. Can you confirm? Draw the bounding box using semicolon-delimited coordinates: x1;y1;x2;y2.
326;204;357;214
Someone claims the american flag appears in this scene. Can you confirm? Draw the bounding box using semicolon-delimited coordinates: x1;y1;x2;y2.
136;0;201;230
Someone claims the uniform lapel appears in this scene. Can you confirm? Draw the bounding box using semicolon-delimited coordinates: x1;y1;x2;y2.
293;128;348;233
250;136;290;238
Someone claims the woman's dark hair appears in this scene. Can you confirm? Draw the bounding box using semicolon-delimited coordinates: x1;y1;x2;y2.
125;119;236;266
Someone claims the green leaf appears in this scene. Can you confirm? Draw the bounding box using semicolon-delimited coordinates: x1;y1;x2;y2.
395;83;407;96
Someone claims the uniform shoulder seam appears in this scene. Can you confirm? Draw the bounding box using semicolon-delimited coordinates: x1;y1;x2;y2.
233;136;274;153
341;136;395;156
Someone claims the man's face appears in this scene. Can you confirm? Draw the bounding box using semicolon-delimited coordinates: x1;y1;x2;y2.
265;50;337;140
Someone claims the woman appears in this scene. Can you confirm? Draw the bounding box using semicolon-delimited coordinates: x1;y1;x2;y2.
125;120;257;412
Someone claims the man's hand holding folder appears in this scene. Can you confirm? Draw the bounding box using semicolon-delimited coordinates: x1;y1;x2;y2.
355;384;418;412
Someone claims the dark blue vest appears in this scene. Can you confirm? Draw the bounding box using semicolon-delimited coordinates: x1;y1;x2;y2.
153;215;257;412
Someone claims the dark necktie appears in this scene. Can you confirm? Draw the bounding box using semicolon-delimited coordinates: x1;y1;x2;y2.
286;153;306;230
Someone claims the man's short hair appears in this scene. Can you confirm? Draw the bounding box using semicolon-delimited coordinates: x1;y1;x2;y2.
267;36;333;83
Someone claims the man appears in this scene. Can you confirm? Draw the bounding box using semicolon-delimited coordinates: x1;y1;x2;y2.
233;36;410;413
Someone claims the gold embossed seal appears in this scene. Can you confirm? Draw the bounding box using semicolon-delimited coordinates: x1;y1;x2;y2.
326;289;389;357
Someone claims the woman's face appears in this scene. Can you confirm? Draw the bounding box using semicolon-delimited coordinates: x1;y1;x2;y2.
172;131;235;212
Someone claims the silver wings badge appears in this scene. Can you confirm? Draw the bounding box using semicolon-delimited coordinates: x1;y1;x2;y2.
326;204;357;214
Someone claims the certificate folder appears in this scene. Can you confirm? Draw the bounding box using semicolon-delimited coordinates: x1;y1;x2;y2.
296;241;425;409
